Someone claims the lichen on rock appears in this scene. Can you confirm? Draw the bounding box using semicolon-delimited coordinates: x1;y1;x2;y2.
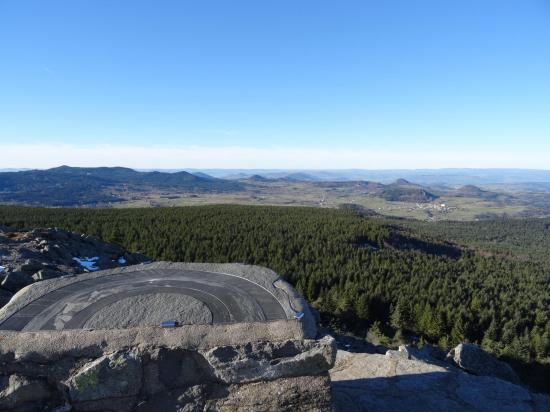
66;350;142;403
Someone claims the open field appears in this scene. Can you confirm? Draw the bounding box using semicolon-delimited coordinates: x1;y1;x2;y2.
113;186;533;221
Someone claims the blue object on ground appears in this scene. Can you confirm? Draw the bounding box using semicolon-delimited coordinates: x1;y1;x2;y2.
160;320;178;328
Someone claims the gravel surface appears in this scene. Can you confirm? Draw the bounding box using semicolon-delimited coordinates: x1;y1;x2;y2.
83;293;213;329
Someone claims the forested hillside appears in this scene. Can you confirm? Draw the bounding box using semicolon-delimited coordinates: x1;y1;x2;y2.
395;217;550;261
0;205;548;390
0;166;242;206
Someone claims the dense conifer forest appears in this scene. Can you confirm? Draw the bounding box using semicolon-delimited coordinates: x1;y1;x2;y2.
0;205;548;390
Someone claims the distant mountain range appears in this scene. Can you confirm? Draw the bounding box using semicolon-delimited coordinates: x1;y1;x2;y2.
3;167;550;185
0;166;547;215
0;166;242;206
186;168;550;185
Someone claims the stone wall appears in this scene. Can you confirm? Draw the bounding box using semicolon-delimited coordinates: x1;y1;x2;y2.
0;321;335;411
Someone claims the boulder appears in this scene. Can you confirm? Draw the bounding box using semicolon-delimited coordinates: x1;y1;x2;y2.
0;374;52;410
1;271;32;292
204;335;336;384
18;248;42;259
43;229;69;241
142;347;216;394
32;268;62;281
65;351;142;403
0;227;150;297
19;258;44;274
0;288;13;307
48;244;74;261
448;343;520;384
208;375;333;411
134;384;210;412
331;350;549;412
385;345;411;360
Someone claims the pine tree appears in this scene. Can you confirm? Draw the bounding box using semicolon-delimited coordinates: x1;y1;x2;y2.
451;317;467;345
390;299;412;331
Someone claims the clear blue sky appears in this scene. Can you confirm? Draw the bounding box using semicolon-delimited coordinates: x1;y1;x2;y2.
1;0;549;168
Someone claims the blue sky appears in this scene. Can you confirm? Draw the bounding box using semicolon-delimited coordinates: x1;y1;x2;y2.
0;0;549;168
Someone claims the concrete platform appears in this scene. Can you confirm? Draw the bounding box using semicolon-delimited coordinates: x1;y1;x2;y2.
0;262;316;338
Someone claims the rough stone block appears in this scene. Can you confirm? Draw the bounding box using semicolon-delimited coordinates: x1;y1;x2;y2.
0;374;52;410
65;351;142;403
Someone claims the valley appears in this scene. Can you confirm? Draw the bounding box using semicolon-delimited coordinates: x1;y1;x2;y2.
0;167;547;221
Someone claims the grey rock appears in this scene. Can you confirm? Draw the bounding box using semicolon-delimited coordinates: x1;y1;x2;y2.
0;374;52;409
402;344;448;366
455;373;532;412
49;244;73;261
135;384;210;412
32;268;62;281
533;393;550;411
0;227;150;298
1;271;32;292
142;347;216;394
208;375;332;411
19;259;44;273
67;396;138;412
385;345;411;360
51;403;72;412
448;343;520;384
66;350;142;402
0;288;13;307
204;335;336;384
0;320;306;362
17;248;41;259
44;229;69;241
0;321;334;411
330;349;548;412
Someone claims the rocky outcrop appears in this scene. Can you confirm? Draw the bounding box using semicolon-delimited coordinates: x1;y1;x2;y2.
0;322;335;411
66;351;143;403
204;337;335;384
0;374;52;410
330;348;549;412
0;227;149;307
448;343;520;384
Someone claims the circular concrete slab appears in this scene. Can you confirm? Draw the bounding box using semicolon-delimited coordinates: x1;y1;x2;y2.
82;293;213;329
0;263;316;333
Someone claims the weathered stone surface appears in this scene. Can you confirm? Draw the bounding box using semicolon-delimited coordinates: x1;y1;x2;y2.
18;259;44;274
455;373;532;412
0;321;306;362
1;328;334;411
0;374;52;410
32;268;61;281
208;375;333;411
204;335;336;384
448;343;520;384
1;271;32;292
145;347;216;392
385;345;410;360
330;349;548;412
0;288;13;307
69;396;139;412
66;351;142;402
134;384;211;412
